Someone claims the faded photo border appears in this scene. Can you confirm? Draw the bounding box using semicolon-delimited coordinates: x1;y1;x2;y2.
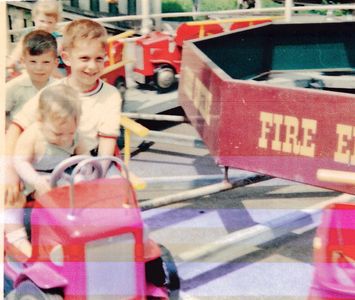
1;1;6;299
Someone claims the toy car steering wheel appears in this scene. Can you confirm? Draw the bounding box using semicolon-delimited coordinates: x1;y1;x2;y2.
50;156;130;212
50;155;130;187
50;155;104;188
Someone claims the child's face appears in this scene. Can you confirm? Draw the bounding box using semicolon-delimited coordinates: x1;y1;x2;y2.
22;51;58;86
41;116;77;148
33;12;57;33
62;39;106;91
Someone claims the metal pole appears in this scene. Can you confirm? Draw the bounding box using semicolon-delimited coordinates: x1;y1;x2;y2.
7;4;355;34
140;0;151;35
145;130;206;149
141;174;270;210
123;112;187;122
152;0;162;31
284;0;293;22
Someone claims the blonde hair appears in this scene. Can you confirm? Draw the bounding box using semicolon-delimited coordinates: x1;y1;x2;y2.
32;0;62;22
38;84;81;124
62;19;107;51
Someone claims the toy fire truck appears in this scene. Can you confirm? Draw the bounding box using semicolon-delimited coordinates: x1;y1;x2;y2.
133;17;274;93
5;156;180;299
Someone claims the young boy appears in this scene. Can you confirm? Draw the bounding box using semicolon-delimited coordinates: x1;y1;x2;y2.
7;0;64;77
6;30;58;128
5;19;122;206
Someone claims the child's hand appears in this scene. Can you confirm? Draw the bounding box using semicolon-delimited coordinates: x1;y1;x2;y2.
5;168;23;206
34;177;51;196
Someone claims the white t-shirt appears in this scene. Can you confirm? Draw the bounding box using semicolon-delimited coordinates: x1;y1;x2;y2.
13;78;122;151
6;71;55;121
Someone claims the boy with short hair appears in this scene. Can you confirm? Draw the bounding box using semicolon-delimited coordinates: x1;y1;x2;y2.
6;29;58;128
5;19;122;206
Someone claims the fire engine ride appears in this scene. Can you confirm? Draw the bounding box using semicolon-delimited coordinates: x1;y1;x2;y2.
178;20;355;194
4;156;180;300
133;17;275;93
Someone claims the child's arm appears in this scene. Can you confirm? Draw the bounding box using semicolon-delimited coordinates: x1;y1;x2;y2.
5;124;24;205
74;135;90;155
5;91;41;203
98;137;117;173
13;127;51;196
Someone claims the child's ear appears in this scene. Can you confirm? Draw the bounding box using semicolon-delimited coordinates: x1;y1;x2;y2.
61;51;71;66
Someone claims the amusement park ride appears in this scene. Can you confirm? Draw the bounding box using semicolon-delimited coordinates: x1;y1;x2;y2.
132;16;275;92
178;19;355;299
179;20;355;195
5;8;355;299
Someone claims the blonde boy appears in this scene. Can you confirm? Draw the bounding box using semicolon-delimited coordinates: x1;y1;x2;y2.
6;84;86;261
5;19;122;205
31;0;62;34
6;30;58;128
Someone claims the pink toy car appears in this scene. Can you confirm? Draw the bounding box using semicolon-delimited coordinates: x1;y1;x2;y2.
308;202;355;300
308;169;355;300
4;156;180;300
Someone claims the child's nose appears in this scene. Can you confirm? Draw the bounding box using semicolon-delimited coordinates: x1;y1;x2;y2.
34;63;43;71
87;60;98;70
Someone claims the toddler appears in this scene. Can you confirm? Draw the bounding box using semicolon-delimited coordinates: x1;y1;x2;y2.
5;84;87;261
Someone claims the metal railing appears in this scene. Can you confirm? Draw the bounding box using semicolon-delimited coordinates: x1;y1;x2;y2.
7;2;355;36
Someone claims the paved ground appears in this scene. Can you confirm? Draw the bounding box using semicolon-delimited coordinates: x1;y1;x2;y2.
124;119;344;299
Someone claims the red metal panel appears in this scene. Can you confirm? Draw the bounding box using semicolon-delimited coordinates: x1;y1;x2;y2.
175;23;224;47
179;41;355;194
179;44;223;158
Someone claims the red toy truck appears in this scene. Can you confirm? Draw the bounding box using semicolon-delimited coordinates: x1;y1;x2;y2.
4;156;180;299
133;17;274;93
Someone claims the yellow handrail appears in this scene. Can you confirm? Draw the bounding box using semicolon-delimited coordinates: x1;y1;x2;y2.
120;116;149;165
107;30;136;43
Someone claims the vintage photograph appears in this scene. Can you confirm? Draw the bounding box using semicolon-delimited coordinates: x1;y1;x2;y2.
3;0;355;299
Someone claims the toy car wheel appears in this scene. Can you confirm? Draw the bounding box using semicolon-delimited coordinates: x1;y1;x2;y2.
5;280;63;300
159;244;180;299
154;65;176;93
